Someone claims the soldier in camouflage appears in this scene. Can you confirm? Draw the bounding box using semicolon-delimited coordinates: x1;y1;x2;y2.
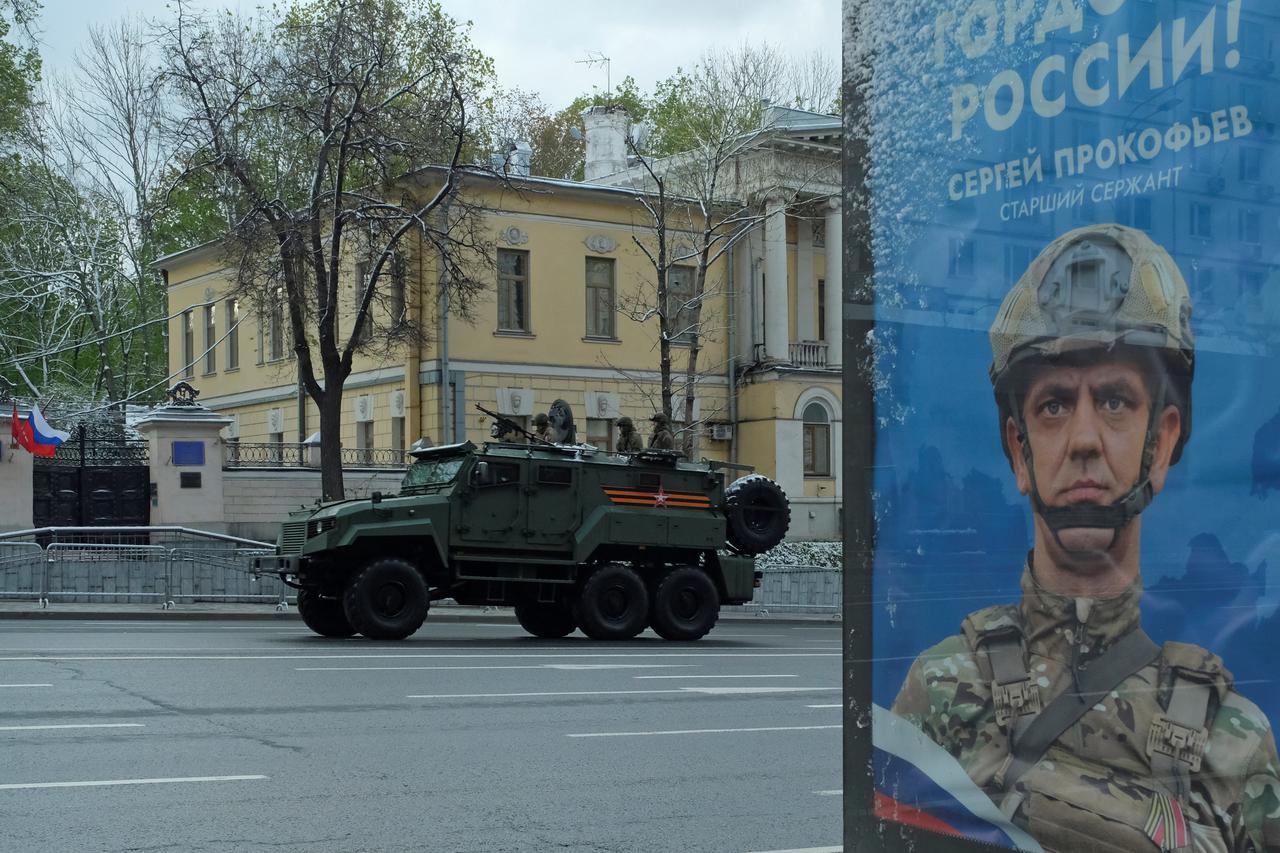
616;416;643;452
649;412;675;450
892;225;1280;852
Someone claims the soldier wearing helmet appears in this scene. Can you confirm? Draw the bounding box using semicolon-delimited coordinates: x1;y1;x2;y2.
531;412;551;443
891;225;1280;851
649;412;675;450
616;416;643;452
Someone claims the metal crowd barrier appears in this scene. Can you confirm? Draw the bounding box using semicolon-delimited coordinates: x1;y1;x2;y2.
0;527;282;610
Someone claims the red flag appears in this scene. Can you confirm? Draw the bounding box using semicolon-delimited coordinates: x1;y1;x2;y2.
11;402;36;455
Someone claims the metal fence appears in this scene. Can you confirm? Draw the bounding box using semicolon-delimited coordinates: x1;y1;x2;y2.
0;527;281;609
224;442;411;469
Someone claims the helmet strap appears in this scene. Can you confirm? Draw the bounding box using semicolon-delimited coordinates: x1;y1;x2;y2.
1009;372;1167;553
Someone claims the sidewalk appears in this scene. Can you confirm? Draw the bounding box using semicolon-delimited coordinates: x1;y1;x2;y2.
0;598;841;625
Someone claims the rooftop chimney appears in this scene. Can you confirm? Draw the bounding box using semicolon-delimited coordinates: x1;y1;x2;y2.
582;105;629;181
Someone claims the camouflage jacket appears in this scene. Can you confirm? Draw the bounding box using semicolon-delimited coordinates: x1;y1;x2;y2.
892;565;1280;852
617;431;643;452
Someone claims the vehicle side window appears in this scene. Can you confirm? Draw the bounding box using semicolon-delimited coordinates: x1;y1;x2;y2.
537;466;572;486
488;462;520;486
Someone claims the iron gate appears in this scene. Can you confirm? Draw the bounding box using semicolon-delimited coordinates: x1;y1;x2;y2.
32;422;150;528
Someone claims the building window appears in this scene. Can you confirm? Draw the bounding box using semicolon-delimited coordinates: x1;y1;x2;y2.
1190;203;1213;238
226;298;240;370
802;402;831;477
817;279;826;342
497;249;529;332
1240;210;1262;244
203;304;216;374
813;220;825;248
1240;148;1262;183
390;253;407;325
268;431;284;463
354;262;372;344
586;417;612;451
948;238;974;278
269;286;285;360
182;310;194;378
585;257;615;338
667;265;696;344
391;416;405;453
357;421;374;450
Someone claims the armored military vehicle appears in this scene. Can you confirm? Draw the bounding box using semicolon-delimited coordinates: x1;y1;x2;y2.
254;429;789;642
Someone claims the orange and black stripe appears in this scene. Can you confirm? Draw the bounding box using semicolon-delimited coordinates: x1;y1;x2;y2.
602;487;713;509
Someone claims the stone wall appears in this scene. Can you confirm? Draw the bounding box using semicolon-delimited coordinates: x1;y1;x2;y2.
223;468;407;542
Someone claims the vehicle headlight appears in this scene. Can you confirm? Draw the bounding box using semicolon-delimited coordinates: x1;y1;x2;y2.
311;519;336;537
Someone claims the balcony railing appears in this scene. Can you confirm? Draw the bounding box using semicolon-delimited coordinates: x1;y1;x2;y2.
789;340;829;369
224;442;410;469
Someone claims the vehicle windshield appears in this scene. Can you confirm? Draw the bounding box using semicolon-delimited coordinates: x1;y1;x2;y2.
401;456;466;490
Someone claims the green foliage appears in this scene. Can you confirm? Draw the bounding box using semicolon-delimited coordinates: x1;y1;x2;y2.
0;6;38;138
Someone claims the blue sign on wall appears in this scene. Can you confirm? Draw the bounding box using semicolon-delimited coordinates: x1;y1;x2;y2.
171;440;205;467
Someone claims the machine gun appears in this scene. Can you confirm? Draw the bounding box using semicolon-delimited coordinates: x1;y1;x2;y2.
475;403;553;445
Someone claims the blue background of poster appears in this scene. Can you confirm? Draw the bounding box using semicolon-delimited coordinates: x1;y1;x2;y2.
869;0;1280;723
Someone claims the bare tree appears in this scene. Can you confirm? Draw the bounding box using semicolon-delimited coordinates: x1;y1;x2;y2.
156;0;496;499
616;45;839;456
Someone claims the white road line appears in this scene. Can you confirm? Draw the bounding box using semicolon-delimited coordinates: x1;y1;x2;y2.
408;687;838;700
0;652;840;662
568;724;842;738
812;790;842;796
633;674;796;680
0;724;144;732
298;663;695;672
806;704;841;708
0;775;267;791
0;684;52;688
743;847;842;853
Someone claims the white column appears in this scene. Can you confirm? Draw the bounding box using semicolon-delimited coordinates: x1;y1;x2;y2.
796;219;815;341
763;196;789;362
824;199;842;369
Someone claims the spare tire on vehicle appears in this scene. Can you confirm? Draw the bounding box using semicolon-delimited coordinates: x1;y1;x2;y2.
722;475;790;555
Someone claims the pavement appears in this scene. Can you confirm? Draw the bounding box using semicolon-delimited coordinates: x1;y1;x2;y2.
0;616;843;852
0;598;842;624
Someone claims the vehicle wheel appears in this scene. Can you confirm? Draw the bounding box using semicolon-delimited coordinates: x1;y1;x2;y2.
515;603;577;639
723;475;790;555
342;557;429;640
573;564;649;640
297;588;356;638
650;567;720;641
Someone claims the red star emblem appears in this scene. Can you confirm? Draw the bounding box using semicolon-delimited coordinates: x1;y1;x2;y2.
653;487;668;507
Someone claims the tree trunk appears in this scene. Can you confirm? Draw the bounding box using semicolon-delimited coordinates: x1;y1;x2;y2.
682;341;701;458
317;384;345;501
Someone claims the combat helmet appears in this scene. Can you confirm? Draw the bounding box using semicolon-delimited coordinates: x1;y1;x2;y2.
651;412;670;424
989;223;1195;535
617;416;634;429
533;413;549;428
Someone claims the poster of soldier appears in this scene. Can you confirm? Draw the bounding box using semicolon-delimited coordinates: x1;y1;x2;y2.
847;0;1280;850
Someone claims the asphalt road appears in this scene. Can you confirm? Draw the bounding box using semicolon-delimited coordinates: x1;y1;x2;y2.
0;617;842;853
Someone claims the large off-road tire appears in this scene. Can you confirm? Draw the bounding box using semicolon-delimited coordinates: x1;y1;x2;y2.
650;567;720;641
573;564;649;641
723;475;790;555
297;588;357;638
342;557;429;640
514;603;577;639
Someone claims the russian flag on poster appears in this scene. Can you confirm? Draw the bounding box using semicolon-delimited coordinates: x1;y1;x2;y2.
27;403;69;458
872;704;1044;852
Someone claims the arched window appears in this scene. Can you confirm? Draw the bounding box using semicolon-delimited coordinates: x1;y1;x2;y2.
803;402;831;476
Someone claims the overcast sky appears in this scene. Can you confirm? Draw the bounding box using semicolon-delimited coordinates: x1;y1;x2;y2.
37;0;839;109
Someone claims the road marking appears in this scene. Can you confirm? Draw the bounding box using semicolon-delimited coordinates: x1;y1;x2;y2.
632;674;796;680
568;724;842;738
806;704;841;708
298;663;695;672
0;775;267;791
0;652;840;662
0;723;144;732
743;847;842;853
813;790;842;796
0;684;52;688
408;687;837;700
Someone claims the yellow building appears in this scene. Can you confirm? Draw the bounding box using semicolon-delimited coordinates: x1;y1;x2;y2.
158;106;841;539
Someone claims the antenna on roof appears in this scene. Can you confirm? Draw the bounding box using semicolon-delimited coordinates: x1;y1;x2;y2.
576;51;612;101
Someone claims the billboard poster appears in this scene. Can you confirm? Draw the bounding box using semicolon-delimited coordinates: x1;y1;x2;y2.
852;1;1280;850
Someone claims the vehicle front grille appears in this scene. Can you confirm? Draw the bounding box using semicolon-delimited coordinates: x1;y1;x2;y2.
280;521;309;554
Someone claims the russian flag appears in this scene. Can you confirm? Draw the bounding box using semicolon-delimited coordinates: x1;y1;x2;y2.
872;704;1044;852
27;403;69;458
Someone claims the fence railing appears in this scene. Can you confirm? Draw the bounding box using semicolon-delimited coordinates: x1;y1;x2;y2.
224;442;411;469
0;527;280;609
788;340;830;369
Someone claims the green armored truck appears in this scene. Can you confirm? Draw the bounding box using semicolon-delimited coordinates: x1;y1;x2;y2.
254;434;789;641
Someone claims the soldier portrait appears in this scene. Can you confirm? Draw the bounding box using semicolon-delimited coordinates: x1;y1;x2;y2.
888;225;1280;851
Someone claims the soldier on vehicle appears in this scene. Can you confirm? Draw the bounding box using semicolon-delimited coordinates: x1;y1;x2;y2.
616;416;643;452
531;412;551;442
891;224;1280;851
649;412;675;450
